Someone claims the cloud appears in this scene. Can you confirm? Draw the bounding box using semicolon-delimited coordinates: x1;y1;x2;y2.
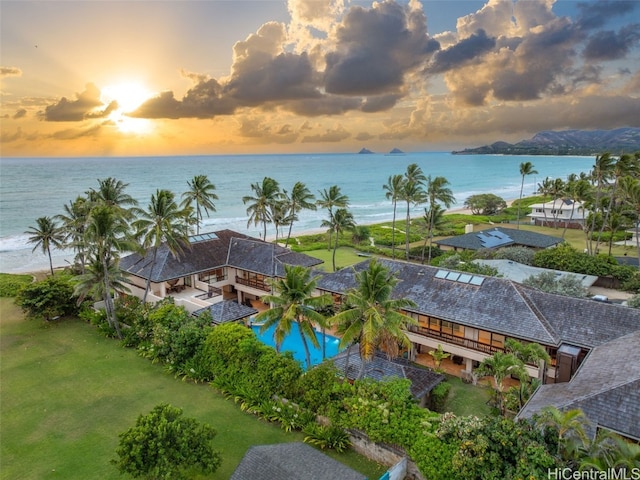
301;125;350;142
1;66;22;78
43;83;114;121
237;117;299;144
324;0;437;95
576;0;639;30
583;25;640;61
12;108;27;119
427;29;495;74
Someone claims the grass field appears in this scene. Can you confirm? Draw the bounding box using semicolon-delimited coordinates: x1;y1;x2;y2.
0;298;387;480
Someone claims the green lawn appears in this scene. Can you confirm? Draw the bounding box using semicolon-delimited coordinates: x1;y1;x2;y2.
443;376;493;417
0;299;387;480
304;246;371;271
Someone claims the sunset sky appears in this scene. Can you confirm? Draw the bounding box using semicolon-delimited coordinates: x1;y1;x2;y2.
1;0;639;157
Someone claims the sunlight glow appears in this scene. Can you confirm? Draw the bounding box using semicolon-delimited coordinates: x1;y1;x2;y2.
101;82;154;134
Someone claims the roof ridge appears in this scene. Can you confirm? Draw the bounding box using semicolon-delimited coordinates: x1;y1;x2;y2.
512;282;560;345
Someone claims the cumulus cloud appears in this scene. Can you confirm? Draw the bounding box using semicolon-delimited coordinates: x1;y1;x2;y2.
427;29;495;74
12;108;27;119
576;0;639;30
301;125;350;142
43;83;115;121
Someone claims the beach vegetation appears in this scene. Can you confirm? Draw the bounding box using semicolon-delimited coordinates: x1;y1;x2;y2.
180;174;218;235
517;162;538;229
25;216;65;276
317;184;349;251
321;207;357;271
14;273;78;321
383;173;405;258
0;273;33;297
464;193;507;215
400;163;427;260
55;196;91;274
283;181;317;247
112;403;222;480
242;176;282;241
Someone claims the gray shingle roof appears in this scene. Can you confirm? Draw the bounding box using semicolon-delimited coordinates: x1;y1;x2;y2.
435;227;563;250
230;442;367;480
517;331;640;441
316;259;640;348
331;345;445;399
192;300;257;324
119;230;322;281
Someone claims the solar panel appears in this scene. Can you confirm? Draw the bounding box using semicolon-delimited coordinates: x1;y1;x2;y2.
458;273;472;284
476;230;513;248
190;232;219;243
446;271;460;281
435;269;448;279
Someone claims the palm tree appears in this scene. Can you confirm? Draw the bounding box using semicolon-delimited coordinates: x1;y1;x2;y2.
517;162;538;229
87;177;138;219
620;176;640;264
74;255;131;310
421;203;445;264
383;174;405;258
563;177;592;239
329;259;417;379
269;197;291;243
535;406;591;463
25;216;65;276
425;175;455;264
536;177;554;227
133;189;191;302
84;205;136;339
284;182;316;247
55;196;91;274
242;177;281;240
401;164;427;260
181;174;218;235
317;185;349;251
254;265;332;369
474;351;528;415
588;153;615;254
549;177;567;228
321;207;356;272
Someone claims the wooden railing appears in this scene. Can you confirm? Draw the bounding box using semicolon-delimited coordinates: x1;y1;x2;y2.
235;276;270;292
408;326;506;355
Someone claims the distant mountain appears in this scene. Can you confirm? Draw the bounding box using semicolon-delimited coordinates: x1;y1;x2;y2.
452;128;640;155
358;147;374;154
388;147;405;155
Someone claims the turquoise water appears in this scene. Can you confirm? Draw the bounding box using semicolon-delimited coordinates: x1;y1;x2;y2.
251;322;342;368
0;152;594;272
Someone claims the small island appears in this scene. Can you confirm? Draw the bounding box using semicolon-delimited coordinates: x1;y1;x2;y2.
358;147;374;154
387;147;405;155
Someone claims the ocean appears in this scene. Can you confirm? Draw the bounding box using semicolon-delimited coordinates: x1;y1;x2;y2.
0;152;594;273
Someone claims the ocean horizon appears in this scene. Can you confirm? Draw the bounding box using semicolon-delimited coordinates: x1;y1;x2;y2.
0;152;595;273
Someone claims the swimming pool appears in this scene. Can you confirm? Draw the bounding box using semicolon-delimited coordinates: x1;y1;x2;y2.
251;322;342;368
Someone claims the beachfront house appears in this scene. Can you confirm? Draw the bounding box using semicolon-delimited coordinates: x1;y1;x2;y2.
434;226;564;252
118;229;322;321
316;259;640;386
527;199;588;229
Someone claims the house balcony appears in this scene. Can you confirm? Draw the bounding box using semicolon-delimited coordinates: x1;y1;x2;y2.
235;276;270;292
124;282;222;314
408;325;506;356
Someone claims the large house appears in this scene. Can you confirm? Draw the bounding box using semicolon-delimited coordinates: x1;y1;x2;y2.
435;227;563;252
316;259;640;385
119;230;322;321
527;199;588;229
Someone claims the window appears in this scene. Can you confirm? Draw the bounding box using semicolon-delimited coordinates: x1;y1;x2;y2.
429;318;440;332
478;330;491;345
199;267;226;283
492;333;505;349
441;320;453;335
452;324;465;338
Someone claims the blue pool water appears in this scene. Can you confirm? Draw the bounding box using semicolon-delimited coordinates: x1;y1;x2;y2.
251;322;342;368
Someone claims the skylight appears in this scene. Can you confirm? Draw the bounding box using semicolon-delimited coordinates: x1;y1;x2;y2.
435;269;484;286
189;232;219;243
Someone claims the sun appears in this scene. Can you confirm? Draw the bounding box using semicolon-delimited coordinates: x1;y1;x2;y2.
101;82;154;134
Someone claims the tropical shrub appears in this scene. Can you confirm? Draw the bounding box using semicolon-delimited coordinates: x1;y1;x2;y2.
15;273;78;321
112;403;221;480
409;433;459;480
523;271;588;298
428;381;451;413
296;362;342;413
0;273;33;297
265;398;315;432
627;294;640;308
303;423;352;452
494;246;535;265
464;193;507;215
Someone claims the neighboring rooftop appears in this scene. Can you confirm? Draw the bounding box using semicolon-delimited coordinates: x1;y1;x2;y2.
316;259;640;349
518;330;640;441
192;300;257;324
331;346;445;400
230;442;367;480
474;259;598;288
435;227;563;251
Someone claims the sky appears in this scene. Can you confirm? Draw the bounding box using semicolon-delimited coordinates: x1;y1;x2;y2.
1;0;639;157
